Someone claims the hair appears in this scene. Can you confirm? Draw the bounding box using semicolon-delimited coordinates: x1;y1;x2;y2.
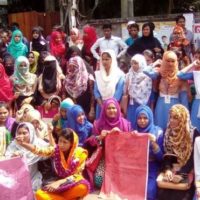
102;22;112;30
175;15;185;23
17;123;29;131
59;128;74;143
101;52;112;58
129;23;139;31
0;102;10;111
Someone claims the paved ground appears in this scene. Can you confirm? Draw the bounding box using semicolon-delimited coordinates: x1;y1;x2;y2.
83;190;100;200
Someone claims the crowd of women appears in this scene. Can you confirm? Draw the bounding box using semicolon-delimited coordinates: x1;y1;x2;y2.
0;15;200;200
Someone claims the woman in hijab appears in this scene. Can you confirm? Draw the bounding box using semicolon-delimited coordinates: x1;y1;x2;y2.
28;51;40;74
12;56;37;108
5;122;48;191
0;63;14;103
122;54;152;128
3;55;15;77
87;98;131;188
94;49;125;119
37;55;64;105
30;26;48;53
145;51;189;130
158;104;199;200
134;105;163;200
127;22;163;58
7;29;28;59
67;104;93;147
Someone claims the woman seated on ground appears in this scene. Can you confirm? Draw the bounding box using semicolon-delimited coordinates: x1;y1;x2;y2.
12;56;37;109
0;102;15;158
52;98;74;138
157;104;199;200
5;122;48;191
134;105;163;200
67;104;93;147
16;128;90;200
86;98;131;189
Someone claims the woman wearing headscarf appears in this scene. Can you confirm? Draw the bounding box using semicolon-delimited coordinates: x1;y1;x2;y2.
134;105;163;200
68;27;84;51
94;49;125;119
122;54;152;128
127;22;163;58
49;31;66;69
64;56;95;118
7;29;28;59
145;51;189;130
30;26;48;53
5;122;48;191
157;104;199;200
67;105;93;147
0;63;14;103
3;55;15;77
12;56;37;108
52;98;74;138
86;98;131;188
37;55;64;105
28;51;40;74
16;128;90;200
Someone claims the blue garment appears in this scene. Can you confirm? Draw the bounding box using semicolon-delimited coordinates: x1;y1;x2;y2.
134;105;163;200
178;72;200;131
67;105;93;146
125;37;134;46
94;76;124;119
127;103;140;129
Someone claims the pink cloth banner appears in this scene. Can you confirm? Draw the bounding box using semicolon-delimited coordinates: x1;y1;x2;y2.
100;132;149;200
0;157;34;200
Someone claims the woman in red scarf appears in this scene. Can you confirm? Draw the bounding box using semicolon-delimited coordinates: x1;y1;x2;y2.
0;63;14;103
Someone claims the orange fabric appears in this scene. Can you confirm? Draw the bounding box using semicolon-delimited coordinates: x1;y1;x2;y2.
35;183;88;200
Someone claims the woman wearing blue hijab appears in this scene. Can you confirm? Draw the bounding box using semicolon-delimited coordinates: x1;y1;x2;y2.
134;105;164;200
67;104;93;146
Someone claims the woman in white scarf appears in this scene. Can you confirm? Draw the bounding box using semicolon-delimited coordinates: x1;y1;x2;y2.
94;49;125;118
122;54;152;128
5;122;48;191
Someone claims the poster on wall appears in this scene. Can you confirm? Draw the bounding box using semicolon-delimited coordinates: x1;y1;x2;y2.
193;23;200;50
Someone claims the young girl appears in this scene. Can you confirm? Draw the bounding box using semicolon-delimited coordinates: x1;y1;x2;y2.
67;104;93;147
16;128;90;200
122;54;152;128
28;51;40;74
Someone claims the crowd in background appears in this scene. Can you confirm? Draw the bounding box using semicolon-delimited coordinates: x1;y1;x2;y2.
0;14;200;200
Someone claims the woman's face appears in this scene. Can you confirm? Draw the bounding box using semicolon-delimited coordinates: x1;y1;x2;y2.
60;108;67;119
165;57;176;68
0;107;9;123
144;54;153;65
169;112;180;130
67;64;76;74
58;136;72;152
76;113;85;124
70;31;77;41
31;119;40;129
28;53;35;65
14;34;21;43
131;60;139;72
105;103;117;118
17;127;30;143
137;113;149;129
142;26;151;37
55;36;62;43
19;61;28;74
102;53;112;71
32;31;39;39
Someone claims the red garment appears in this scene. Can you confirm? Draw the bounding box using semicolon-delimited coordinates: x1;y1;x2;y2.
50;31;66;57
100;132;149;200
0;63;14;102
83;26;97;55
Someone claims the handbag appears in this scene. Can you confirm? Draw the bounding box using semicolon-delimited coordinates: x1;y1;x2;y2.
157;172;193;190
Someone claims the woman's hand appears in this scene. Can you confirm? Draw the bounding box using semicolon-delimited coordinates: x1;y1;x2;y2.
164;170;174;181
53;113;60;122
44;180;63;192
99;130;109;140
110;127;121;134
15;135;25;145
11;151;22;157
148;133;156;142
